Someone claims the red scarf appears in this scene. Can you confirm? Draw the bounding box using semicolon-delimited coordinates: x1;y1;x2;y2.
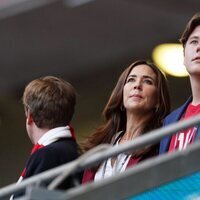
20;125;75;178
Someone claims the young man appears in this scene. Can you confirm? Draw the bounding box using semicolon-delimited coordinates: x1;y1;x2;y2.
17;76;81;189
160;13;200;154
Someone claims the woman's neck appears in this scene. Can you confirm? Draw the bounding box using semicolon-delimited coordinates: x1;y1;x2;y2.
122;113;151;141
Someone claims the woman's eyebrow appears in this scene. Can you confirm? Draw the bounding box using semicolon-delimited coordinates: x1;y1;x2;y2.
143;75;155;81
188;35;199;40
128;74;155;81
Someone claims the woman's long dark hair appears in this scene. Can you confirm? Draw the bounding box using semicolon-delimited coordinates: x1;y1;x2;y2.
82;60;170;155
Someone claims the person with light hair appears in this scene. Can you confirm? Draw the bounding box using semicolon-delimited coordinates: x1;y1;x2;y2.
12;76;81;199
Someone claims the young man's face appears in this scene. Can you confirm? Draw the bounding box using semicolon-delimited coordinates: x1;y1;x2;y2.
184;25;200;75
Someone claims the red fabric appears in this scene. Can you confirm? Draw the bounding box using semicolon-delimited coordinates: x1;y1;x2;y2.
82;169;96;184
21;168;27;178
31;143;44;154
69;125;76;140
169;103;200;152
20;144;44;177
126;157;141;168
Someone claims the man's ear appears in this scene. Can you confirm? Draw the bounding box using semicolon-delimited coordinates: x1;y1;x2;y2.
26;110;33;125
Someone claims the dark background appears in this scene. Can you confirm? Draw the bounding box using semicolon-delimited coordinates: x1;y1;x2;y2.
0;0;197;186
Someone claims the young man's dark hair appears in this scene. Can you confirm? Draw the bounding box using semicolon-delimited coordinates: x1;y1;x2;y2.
179;13;200;48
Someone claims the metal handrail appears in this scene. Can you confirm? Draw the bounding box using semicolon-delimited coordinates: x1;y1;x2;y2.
1;114;200;199
0;0;60;19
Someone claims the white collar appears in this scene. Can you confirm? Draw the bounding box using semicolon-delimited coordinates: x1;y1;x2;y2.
38;126;72;146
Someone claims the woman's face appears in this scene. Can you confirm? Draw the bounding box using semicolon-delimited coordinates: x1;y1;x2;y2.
123;64;158;114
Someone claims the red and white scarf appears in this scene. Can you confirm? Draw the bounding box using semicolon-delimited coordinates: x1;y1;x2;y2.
19;126;75;182
10;126;75;200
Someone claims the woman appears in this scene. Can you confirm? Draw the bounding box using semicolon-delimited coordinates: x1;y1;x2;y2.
82;60;170;183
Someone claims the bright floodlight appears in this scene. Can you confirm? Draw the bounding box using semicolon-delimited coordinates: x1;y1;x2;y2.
152;43;188;77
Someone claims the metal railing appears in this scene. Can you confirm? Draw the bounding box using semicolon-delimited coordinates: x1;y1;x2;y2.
1;114;200;199
0;0;95;19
